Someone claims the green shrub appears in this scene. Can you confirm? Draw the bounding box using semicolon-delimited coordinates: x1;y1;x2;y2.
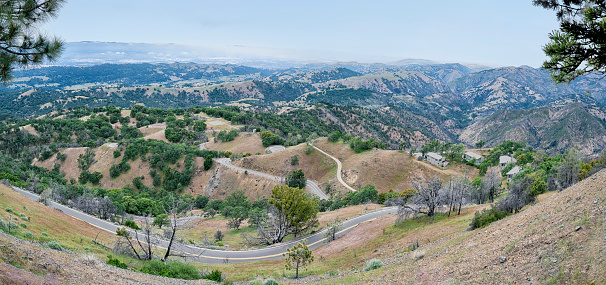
5;207;13;214
20;223;26;228
7;222;17;231
20;213;28;221
262;278;279;285
106;255;128;269
124;219;140;230
24;231;33;239
470;207;510;229
140;260;202;280
41;232;48;236
204;269;222;282
113;150;121;158
363;258;383;271
47;241;63;251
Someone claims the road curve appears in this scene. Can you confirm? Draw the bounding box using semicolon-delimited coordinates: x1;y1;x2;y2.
215;158;329;200
8;184;395;263
313;145;357;192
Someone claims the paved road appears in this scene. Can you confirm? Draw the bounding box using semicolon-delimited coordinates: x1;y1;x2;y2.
200;141;327;200
9;184;395;263
215;158;329;200
313;145;357;192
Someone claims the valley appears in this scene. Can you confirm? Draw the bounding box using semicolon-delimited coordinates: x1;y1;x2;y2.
0;57;605;284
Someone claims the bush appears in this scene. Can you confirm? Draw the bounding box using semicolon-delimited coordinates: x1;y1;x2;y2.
364;258;383;271
470;207;510;229
47;241;63;251
113;150;121;158
204;269;222;282
124;219;140;230
24;231;33;239
262;278;279;285
7;222;17;231
106;255;128;269
140;260;202;280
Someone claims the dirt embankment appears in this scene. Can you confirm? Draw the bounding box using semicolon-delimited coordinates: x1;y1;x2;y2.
188;158;278;201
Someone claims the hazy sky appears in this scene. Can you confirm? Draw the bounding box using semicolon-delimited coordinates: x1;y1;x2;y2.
44;1;559;67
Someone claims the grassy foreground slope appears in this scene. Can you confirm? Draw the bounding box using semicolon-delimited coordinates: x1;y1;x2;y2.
0;183;172;284
314;169;606;284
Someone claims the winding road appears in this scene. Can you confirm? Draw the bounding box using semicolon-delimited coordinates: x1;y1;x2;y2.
200;141;328;200
9;184;396;263
215;158;329;200
313;145;357;192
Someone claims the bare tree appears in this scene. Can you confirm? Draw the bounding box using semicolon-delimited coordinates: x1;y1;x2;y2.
449;175;471;216
324;217;342;243
392;177;444;223
557;147;581;189
483;167;501;203
162;194;192;261
411;177;444;217
114;215;155;260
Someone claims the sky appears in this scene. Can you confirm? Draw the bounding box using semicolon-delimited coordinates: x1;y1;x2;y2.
43;0;560;67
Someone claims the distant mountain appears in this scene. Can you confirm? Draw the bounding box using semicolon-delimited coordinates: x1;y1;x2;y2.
460;103;606;155
4;60;606;155
388;58;441;66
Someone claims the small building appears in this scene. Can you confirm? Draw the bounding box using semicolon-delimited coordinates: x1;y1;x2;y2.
499;155;517;170
506;166;521;182
426;152;448;167
463;151;484;165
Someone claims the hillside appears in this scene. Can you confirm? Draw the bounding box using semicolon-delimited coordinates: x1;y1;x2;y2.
0;183;207;284
460;103;606;155
4;62;606;155
315;168;606;284
232;138;479;194
3;152;606;283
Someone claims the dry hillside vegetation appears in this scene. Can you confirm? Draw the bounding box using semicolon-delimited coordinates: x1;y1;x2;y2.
204;132;266;155
232;142;336;185
33;145;157;190
19;125;39;137
296;169;606;284
0;185;205;285
235;138;478;194
187;158;278;201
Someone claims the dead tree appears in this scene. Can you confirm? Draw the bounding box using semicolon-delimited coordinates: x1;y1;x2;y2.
483;166;501;203
411;176;444;217
162;194;192;261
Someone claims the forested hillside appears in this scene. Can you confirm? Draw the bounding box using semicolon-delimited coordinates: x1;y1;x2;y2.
2;62;606;155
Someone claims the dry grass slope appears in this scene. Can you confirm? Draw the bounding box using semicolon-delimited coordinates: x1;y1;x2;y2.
310;169;606;284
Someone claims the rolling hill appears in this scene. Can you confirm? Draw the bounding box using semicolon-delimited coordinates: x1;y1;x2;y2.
460;103;606;155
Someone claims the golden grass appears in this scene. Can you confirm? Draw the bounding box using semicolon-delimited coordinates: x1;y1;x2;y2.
205;132;266;155
0;184;115;253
